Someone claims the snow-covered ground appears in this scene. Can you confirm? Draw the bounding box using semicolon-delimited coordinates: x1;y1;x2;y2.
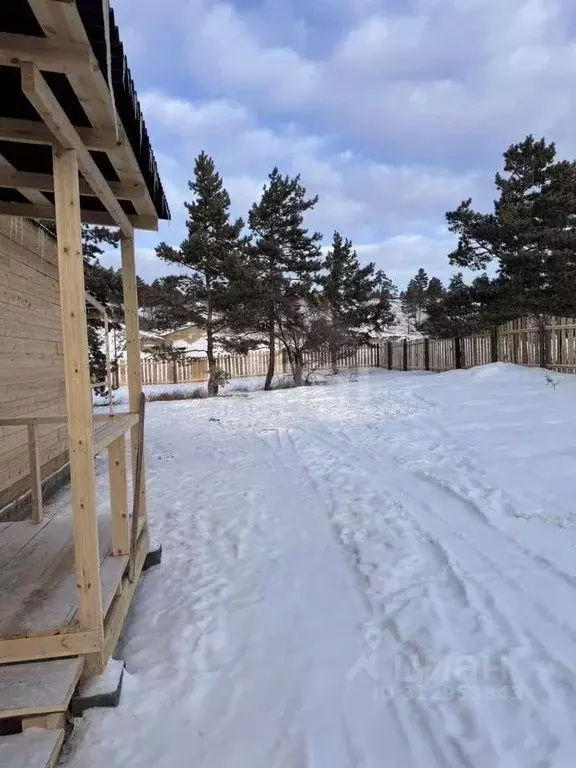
65;364;576;767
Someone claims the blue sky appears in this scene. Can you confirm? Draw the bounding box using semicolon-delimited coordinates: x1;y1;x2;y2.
105;0;576;288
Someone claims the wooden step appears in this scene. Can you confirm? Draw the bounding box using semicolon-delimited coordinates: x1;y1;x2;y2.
0;658;83;720
0;729;64;768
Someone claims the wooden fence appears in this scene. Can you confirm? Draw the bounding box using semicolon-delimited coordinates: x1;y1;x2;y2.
378;315;576;373
118;346;380;386
117;315;576;386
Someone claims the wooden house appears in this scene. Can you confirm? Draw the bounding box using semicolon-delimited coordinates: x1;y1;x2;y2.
0;2;170;764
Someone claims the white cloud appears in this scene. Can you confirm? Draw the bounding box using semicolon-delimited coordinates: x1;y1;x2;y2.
114;0;576;287
170;0;576;163
183;2;318;107
141;91;481;247
356;234;456;286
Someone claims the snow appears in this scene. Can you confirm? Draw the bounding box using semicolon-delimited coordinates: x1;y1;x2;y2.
76;659;124;700
94;374;303;406
65;364;576;767
381;297;424;340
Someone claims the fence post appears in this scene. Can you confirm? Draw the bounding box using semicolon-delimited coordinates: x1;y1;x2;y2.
424;338;430;371
538;314;548;369
454;336;462;369
387;340;393;370
172;357;177;384
490;327;499;363
375;343;381;368
402;338;408;371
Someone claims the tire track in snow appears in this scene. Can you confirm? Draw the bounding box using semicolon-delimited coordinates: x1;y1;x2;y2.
256;424;461;766
289;419;576;766
261;425;488;766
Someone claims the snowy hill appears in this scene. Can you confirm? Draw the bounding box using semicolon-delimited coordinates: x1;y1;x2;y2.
381;299;424;340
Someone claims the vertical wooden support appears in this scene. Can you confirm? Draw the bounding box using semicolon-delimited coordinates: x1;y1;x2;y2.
120;235;147;524
108;435;129;556
454;336;462;369
490;326;499;363
387;340;393;370
375;343;381;368
402;338;408;371
538;315;548;369
104;313;113;414
53;146;103;637
424;338;430;372
27;424;43;523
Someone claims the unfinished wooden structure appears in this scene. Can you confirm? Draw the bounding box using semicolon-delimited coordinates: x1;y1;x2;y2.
0;1;169;764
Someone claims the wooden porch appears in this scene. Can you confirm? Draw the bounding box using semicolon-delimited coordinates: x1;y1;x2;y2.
0;0;170;763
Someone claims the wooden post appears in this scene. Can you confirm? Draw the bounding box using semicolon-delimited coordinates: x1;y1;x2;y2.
490;327;499;363
53;146;103;636
172;356;178;384
387;340;393;370
27;424;43;523
538;315;548;369
375;343;381;368
108;435;129;556
402;338;408;371
120;235;147;524
129;393;146;582
424;338;430;372
454;336;462;369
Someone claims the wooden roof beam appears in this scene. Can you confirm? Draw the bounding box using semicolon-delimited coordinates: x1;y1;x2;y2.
0;168;146;201
27;0;160;220
21;63;135;237
0;32;93;74
0;117;122;152
0;201;158;231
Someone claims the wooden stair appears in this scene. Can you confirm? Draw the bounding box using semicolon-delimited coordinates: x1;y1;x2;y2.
0;729;64;768
0;657;83;766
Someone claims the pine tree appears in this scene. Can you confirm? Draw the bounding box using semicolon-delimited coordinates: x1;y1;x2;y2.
247;168;323;389
419;273;476;338
447;135;576;316
321;231;395;372
401;268;429;331
426;276;445;308
81;226;123;391
156;152;244;396
139;275;202;332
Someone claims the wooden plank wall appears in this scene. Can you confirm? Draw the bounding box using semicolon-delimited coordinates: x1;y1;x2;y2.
407;340;426;370
462;334;492;369
0;217;67;511
545;316;576;373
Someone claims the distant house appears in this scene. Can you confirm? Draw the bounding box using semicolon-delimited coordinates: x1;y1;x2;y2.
157;325;266;359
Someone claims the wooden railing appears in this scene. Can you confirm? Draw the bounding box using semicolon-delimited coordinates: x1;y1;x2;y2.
0;413;137;533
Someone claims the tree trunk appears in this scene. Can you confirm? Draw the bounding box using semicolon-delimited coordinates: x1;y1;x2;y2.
293;350;304;387
206;302;219;396
331;346;339;375
264;303;275;391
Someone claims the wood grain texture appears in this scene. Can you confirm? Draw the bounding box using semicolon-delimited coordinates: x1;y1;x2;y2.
0;657;83;718
0;729;65;768
52;147;102;636
0;219;67;510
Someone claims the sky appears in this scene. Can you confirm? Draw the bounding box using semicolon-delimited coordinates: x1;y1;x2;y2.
104;0;576;288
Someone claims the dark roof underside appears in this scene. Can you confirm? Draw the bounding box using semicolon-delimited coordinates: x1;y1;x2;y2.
0;1;170;221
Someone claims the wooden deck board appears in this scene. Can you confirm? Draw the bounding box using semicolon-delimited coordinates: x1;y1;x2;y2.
0;657;83;719
0;517;51;571
0;516;129;639
0;729;64;768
